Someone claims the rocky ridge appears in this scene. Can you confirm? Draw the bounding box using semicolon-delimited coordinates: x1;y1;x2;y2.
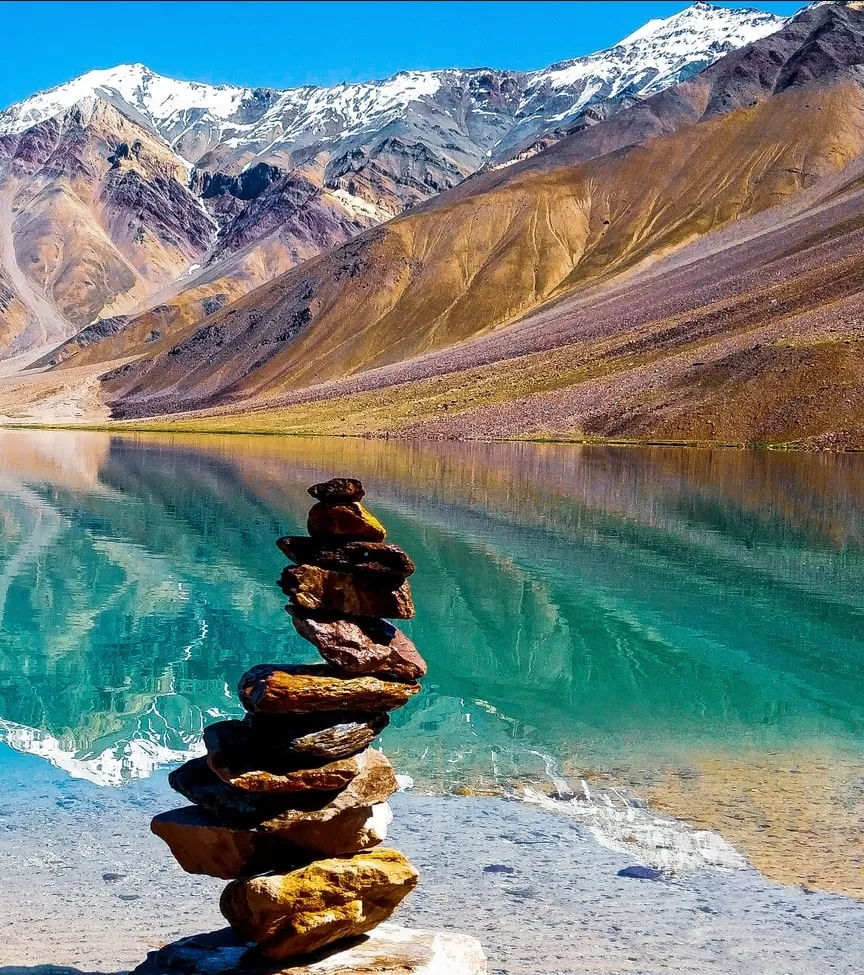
87;0;864;451
142;476;486;972
0;3;782;355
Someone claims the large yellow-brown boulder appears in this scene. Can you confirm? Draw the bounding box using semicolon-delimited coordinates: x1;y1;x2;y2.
238;664;420;715
220;849;419;960
280;564;414;618
307;502;386;541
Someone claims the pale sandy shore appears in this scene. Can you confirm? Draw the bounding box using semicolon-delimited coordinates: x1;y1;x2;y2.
1;749;863;975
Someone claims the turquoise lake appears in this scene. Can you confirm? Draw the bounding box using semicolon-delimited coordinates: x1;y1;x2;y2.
1;429;863;892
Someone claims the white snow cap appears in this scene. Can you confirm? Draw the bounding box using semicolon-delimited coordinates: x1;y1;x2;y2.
530;1;784;97
0;63;254;136
0;3;787;149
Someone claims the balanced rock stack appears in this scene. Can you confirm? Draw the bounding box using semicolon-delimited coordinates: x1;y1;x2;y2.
144;477;486;973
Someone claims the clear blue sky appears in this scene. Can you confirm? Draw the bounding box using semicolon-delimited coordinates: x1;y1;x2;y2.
0;1;807;109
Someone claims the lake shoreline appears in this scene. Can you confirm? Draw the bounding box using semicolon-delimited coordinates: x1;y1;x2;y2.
2;758;864;975
2;421;862;451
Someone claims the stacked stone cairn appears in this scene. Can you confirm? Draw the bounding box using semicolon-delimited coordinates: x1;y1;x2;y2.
151;477;429;962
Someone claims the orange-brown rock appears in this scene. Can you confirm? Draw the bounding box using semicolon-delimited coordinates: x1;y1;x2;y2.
308;478;365;503
239;664;420;715
205;721;363;793
288;608;426;680
169;757;300;827
307;502;386;541
220;849;419;960
151;807;299;879
257;749;398;845
276;537;415;588
280;564;414;618
152;796;393;873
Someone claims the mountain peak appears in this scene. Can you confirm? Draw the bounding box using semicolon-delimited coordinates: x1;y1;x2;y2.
617;1;783;48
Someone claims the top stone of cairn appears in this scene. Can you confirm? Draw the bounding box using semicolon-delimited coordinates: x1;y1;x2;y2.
308;477;365;503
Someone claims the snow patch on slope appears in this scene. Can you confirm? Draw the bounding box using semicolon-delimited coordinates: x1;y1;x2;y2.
0;63;252;138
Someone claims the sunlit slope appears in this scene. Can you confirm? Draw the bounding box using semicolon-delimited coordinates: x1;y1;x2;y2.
117;74;864;447
0;99;215;351
102;73;864;416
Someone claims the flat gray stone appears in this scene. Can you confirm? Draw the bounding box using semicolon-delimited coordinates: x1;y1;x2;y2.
132;923;487;974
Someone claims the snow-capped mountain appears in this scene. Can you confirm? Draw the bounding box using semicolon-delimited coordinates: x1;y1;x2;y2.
0;2;785;356
0;2;784;170
500;0;786;158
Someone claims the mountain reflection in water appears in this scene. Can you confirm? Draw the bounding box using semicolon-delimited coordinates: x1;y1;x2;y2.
0;430;862;796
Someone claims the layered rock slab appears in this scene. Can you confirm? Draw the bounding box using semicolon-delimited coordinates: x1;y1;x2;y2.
168;749;398;855
205;722;365;793
151;807;301;879
239;664;419;715
276;537;415;588
242;711;390;761
220;850;419;960
131;923;487;974
151;802;393;878
280;564;415;618
288;608;426;680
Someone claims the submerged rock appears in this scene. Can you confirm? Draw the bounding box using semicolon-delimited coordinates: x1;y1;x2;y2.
280;564;414;618
307;502;386;541
239;664;420;715
288;608;427;680
220;849;419;960
131;923;487;974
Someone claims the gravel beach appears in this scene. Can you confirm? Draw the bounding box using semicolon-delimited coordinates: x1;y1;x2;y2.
1;746;863;975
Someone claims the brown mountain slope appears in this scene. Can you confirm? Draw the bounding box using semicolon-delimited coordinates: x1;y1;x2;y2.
0;97;380;356
0;99;214;352
77;0;864;424
104;119;864;448
100;69;864;417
